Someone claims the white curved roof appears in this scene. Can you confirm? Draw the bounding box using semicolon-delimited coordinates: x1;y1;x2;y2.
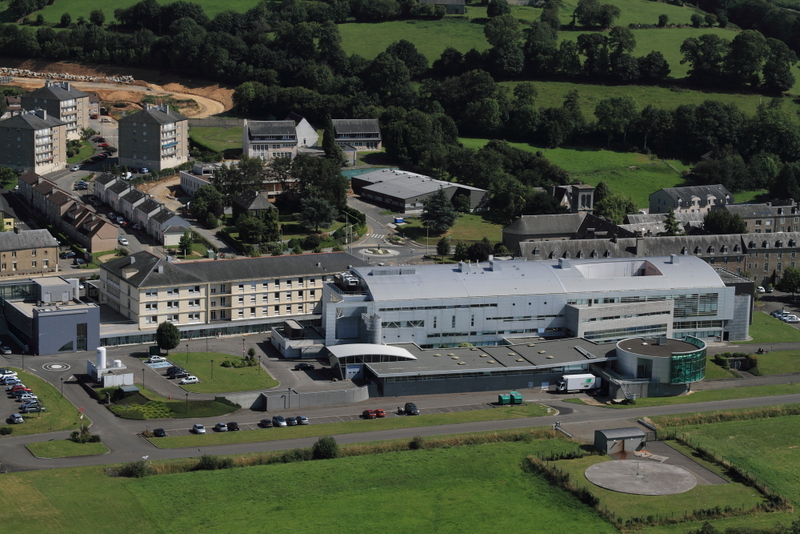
327;343;417;360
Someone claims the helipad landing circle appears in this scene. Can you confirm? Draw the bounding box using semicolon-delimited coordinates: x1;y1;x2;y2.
42;362;71;372
585;460;697;495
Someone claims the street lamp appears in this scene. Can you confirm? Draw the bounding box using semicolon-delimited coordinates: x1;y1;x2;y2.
185;392;189;415
211;360;214;381
186;343;189;366
258;354;261;374
287;387;291;409
60;377;63;398
142;368;145;391
242;338;245;358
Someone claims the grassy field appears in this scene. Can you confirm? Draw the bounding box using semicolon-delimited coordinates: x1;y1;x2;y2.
738;311;800;344
608;382;800;408
750;349;800;375
553;452;764;525
157;351;279;394
0;368;89;436
395;212;505;245
0;438;619;533
665;414;800;507
152;403;551;448
26;439;109;458
188;126;243;158
67;141;95;164
31;0;259;23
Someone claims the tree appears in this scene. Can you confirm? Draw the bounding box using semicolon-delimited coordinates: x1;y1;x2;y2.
662;208;682;236
777;266;800;294
594;193;634;223
80;127;98;142
657;14;668;27
385;39;429;79
300;196;337;232
638;51;671;81
312;436;340;459
236;215;266;243
322;115;345;166
762;38;798;93
421;187;458;235
724;30;769;87
608;26;635;57
702;210;747;234
574;0;600;27
487;0;511;18
89;9;105;26
594;181;611;203
769;162;800;201
178;229;193;257
453;241;469;261
259;208;281;245
594;95;637;146
704;13;717;27
467;237;493;262
156;321;180;354
680;34;729;86
436;236;451;260
690;13;703;27
596;4;621;28
59;12;71;27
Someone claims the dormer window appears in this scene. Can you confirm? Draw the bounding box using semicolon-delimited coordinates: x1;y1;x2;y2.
763;241;770;248
777;241;783;248
681;247;688;255
604;250;612;257
533;248;540;255
694;246;702;254
734;244;740;252
790;240;796;247
721;245;728;253
590;250;598;258
563;251;571;259
577;250;584;259
708;246;715;254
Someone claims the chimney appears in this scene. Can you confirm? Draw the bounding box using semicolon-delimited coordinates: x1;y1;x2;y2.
670;254;679;264
558;258;570;269
129;256;136;265
636;237;645;256
157;264;164;274
35;108;47;121
14;226;19;234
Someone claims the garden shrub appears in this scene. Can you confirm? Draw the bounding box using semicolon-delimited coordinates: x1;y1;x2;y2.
312;436;340;460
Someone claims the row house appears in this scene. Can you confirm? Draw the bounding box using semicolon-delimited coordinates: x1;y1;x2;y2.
106;180;133;212
0;109;66;174
20;81;89;141
119;189;146;221
62;203;117;252
0;229;59;277
134;197;162;228
720;202;800;234
98;251;367;331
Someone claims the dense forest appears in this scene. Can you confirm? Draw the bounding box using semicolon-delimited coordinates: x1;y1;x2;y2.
2;0;800;217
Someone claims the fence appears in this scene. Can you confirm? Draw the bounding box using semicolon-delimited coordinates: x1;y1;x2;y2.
188;118;242;128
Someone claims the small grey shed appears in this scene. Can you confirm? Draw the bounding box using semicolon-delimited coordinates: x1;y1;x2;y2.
594;427;646;454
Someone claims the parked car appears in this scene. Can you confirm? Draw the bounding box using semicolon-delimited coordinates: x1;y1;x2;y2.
757;286;766;293
294;363;315;371
272;415;287;427
70;165;81;171
166;367;189;378
362;409;377;419
227;422;240;431
7;413;23;424
0;368;16;376
180;375;199;385
98;142;109;147
5;380;23;389
766;287;775;293
286;416;298;426
9;385;31;394
19;401;41;410
259;418;273;428
296;415;309;425
214;422;228;432
404;402;420;415
192;424;206;434
140;167;150;174
20;404;45;413
375;409;386;418
153;428;166;437
118;237;129;246
60;251;76;259
146;356;166;364
18;394;38;403
783;315;800;323
1;346;12;355
132;223;142;231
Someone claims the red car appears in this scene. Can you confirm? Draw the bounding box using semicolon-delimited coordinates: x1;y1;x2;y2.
375;409;386;418
9;386;31;394
98;143;109;147
362;409;377;419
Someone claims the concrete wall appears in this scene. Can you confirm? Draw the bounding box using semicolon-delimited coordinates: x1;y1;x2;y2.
376;371;565;397
224;386;369;411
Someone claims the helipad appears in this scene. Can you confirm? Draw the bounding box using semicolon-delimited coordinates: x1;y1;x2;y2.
585;460;697;495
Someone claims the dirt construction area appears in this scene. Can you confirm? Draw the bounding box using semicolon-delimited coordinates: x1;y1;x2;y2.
2;59;234;118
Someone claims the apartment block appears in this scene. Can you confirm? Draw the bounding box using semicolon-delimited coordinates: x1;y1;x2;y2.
0;110;66;174
117;104;188;172
20;81;89;140
98;251;367;331
331;118;381;151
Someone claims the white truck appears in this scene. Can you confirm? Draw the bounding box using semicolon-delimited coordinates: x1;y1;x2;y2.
556;373;600;393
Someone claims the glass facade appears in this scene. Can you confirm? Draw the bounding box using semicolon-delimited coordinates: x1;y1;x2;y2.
669;336;706;384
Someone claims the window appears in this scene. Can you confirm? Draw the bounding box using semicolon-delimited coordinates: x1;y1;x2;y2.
298;290;303;299
262;294;268;303
274;292;280;301
220;284;226;292
286;279;293;288
298;277;303;285
31;260;36;268
31;250;36;257
11;251;15;258
274;305;280;314
433;317;437;328
211;311;216;320
238;296;244;304
251;282;256;290
263;282;269;290
310;290;316;298
285;305;291;314
274;279;280;288
250;295;256;304
310;278;316;286
250;307;256;316
145;316;158;324
471;315;475;327
262;306;268;315
286;292;292;302
11;262;16;271
238;309;244;318
166;287;179;295
168;314;179;322
188;285;200;294
145;289;158;297
167;301;179;309
189;313;200;321
238;283;244;292
145;303;158;311
43;259;48;268
189;299;200;307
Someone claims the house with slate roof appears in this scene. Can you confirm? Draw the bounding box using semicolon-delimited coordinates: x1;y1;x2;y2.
242;115;317;161
92;173;119;202
716;201;800;234
331;118;381;151
148;210;189;245
119;189;147;221
20;81;89;140
118;104;188;171
233;189;278;219
0;109;66;174
650;184;733;214
134;197;162;228
0;228;59;277
502;212;635;250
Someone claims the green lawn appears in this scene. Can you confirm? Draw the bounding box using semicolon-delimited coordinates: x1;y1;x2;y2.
188;126;243;157
0;439;617;533
703;355;740;380
154;351;278;394
26;440;109;458
607;382;800;408
553;452;764;524
0;368;89;436
152;403;551;448
738;311;800;344
395;212;505;246
750;350;800;375
111;386;240;419
68;141;95;164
